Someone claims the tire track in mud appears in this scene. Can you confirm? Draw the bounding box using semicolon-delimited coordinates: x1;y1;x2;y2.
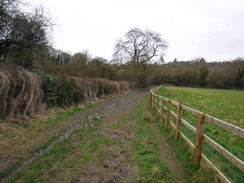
1;90;148;182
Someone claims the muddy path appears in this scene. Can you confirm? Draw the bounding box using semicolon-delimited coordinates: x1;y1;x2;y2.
0;91;147;182
1;90;189;182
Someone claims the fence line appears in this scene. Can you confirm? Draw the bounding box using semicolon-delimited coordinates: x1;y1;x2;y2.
150;86;244;183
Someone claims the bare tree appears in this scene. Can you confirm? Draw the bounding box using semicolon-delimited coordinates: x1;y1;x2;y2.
113;28;168;86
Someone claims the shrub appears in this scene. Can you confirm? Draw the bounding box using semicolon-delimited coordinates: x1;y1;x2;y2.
33;69;79;107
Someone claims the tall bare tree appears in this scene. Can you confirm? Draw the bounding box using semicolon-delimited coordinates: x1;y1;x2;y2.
113;28;168;87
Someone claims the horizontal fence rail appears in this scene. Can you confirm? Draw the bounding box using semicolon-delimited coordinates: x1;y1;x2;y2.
150;86;244;183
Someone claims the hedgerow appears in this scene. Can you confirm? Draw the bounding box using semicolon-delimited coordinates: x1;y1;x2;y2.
0;64;132;120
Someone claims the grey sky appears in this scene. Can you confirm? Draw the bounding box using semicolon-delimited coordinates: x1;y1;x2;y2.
30;0;244;62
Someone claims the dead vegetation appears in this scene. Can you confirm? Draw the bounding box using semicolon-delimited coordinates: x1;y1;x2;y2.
69;77;132;102
0;63;133;120
0;63;42;120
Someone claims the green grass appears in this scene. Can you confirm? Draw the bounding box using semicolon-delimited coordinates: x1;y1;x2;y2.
132;96;174;183
134;96;216;183
155;86;244;183
6;122;104;183
0;158;24;178
33;103;94;128
158;86;244;127
1;103;95;180
150;108;215;183
5;114;133;182
29;103;94;153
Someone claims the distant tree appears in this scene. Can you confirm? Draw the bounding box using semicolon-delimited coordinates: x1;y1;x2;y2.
207;63;226;88
71;51;90;65
232;58;244;89
86;57;107;78
56;50;72;65
194;58;208;86
60;52;90;77
199;66;208;86
113;27;168;87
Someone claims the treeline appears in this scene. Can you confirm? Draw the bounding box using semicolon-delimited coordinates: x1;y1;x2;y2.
36;53;244;89
145;58;244;89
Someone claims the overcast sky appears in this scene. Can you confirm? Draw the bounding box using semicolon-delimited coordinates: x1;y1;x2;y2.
29;0;244;62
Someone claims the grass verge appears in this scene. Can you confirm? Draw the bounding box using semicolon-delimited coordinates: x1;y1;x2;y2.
151;108;216;183
133;96;174;183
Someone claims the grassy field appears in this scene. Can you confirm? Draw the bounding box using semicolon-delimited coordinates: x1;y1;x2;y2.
157;86;244;127
155;86;244;183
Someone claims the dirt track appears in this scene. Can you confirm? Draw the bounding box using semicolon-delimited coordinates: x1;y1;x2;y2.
1;90;187;182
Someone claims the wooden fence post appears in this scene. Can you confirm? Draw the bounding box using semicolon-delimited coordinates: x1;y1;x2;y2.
175;104;182;139
150;92;153;107
155;95;158;110
166;100;171;126
194;113;205;168
152;94;155;109
153;94;156;110
155;95;158;111
160;97;163;122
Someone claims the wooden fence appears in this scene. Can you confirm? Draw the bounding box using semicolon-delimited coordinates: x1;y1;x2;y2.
150;86;244;183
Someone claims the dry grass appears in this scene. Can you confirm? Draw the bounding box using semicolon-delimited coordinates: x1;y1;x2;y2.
143;111;154;122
